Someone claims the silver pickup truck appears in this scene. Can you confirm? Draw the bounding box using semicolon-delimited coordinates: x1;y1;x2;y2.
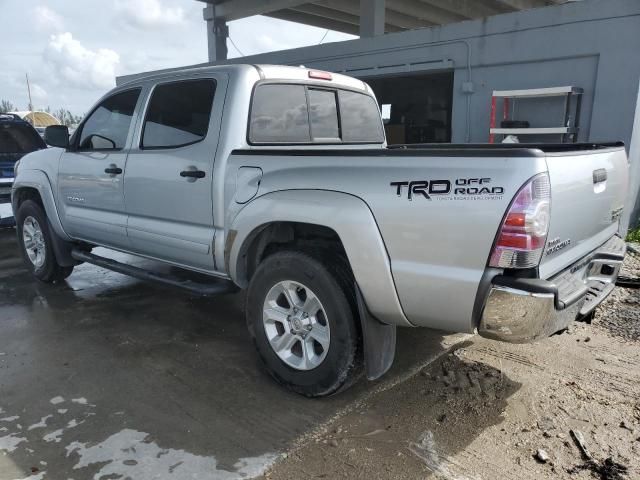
12;64;628;397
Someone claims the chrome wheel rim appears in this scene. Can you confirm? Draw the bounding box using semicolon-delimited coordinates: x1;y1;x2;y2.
22;216;46;269
262;280;331;370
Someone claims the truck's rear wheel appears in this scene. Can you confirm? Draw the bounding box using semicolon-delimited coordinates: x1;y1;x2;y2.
16;200;73;283
246;251;361;397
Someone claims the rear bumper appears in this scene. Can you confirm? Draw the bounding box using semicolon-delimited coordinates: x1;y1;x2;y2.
478;235;625;343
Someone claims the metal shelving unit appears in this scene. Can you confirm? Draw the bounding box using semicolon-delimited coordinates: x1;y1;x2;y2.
489;86;583;143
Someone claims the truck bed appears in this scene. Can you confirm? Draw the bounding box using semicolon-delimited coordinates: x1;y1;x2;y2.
389;141;625;153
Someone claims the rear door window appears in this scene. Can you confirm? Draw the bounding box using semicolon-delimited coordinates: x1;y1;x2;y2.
339;90;384;143
250;84;310;143
142;79;216;149
308;89;339;140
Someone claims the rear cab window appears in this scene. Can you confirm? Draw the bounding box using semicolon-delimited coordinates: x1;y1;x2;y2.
308;89;339;141
249;83;384;145
249;84;309;143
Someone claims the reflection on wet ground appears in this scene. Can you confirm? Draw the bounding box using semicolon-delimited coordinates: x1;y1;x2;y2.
0;228;461;479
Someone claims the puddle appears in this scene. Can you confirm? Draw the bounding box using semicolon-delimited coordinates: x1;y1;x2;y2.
0;397;279;480
66;428;278;480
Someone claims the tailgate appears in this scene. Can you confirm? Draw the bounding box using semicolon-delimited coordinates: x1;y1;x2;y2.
539;146;628;279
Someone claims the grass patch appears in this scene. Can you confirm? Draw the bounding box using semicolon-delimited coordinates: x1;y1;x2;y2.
626;227;640;243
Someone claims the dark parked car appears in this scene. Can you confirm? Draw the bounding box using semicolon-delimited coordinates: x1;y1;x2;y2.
0;114;47;226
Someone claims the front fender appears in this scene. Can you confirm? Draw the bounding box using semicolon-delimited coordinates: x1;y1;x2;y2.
12;169;71;242
229;190;412;327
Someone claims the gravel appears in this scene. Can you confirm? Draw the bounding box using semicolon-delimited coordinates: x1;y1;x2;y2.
593;249;640;342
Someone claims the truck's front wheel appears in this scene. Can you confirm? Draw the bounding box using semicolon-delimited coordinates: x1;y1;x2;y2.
16;200;73;283
246;251;361;397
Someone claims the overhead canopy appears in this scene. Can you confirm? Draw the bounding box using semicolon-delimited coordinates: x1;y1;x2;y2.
10;111;60;127
198;0;565;36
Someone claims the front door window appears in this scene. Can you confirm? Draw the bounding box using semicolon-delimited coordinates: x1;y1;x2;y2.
77;89;140;151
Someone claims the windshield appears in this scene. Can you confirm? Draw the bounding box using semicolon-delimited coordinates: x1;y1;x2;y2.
0;123;47;155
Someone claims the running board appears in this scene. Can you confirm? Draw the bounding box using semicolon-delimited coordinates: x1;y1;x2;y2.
70;249;238;296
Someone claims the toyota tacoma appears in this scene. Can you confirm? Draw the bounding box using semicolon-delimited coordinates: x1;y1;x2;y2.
11;65;628;396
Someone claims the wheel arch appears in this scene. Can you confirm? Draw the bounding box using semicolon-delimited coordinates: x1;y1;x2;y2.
228;190;411;327
13;170;71;242
234;221;348;286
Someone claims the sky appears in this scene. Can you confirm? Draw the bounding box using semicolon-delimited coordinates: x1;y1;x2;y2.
0;0;355;115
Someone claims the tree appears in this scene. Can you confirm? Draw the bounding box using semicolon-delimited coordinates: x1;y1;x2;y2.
0;99;16;113
53;108;82;127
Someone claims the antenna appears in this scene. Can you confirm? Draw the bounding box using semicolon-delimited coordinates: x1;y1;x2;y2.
26;73;34;123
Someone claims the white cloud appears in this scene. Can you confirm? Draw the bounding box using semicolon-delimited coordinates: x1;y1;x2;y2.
44;33;120;90
115;0;185;28
33;5;64;32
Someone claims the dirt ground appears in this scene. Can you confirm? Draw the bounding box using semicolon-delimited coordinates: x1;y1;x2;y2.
262;252;640;480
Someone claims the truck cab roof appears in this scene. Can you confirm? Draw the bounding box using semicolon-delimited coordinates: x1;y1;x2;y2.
119;64;369;93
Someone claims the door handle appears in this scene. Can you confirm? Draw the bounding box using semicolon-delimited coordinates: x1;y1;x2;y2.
180;169;206;179
104;165;123;175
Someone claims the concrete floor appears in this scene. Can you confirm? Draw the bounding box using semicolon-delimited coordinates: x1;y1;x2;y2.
0;228;460;480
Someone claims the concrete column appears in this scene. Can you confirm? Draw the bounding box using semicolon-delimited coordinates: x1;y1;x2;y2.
622;78;640;232
203;5;228;62
360;0;385;37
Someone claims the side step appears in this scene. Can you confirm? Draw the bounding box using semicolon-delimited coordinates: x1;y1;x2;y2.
70;249;238;296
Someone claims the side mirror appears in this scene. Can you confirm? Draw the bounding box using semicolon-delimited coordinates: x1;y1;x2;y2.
44;125;70;149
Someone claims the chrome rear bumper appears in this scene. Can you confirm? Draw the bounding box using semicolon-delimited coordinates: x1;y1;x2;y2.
478;235;626;343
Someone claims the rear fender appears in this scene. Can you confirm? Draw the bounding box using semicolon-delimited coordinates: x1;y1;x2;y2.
228;190;411;328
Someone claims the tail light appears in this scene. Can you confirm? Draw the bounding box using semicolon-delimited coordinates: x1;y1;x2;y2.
489;173;551;269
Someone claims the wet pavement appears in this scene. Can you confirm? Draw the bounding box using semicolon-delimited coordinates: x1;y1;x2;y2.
0;228;462;480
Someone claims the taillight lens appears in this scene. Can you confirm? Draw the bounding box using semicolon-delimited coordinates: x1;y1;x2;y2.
489;173;551;269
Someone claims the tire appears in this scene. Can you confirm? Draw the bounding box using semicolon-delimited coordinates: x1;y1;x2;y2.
15;200;73;283
246;250;362;397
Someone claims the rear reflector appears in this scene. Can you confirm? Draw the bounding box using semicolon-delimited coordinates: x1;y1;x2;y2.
489;173;551;269
308;70;332;81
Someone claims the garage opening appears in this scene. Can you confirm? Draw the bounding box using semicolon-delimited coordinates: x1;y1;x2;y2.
365;71;454;145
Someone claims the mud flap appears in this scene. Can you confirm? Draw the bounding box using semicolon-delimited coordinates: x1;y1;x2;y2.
47;220;79;267
355;284;397;380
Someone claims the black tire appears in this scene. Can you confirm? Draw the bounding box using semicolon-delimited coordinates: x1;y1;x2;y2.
15;200;73;283
246;250;362;397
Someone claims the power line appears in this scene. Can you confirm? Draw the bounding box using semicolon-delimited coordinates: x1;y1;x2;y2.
318;29;330;45
228;36;245;57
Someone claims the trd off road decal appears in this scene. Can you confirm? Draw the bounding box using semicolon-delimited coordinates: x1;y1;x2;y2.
390;178;504;201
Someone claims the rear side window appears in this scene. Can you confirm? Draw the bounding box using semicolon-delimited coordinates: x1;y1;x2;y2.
142;79;216;149
308;89;339;140
339;90;384;143
250;84;310;143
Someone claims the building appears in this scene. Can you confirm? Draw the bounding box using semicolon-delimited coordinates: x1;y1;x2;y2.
117;0;640;229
